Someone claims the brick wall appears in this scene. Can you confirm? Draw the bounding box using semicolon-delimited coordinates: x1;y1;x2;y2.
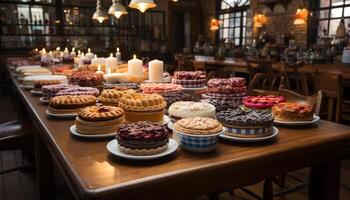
201;0;216;43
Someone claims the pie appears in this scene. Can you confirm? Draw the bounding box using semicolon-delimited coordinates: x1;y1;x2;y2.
48;95;96;114
243;95;286;109
173;117;223;135
118;93;166;123
98;89;135;106
141;83;183;94
116;121;169;155
172;71;206;88
272;102;314;121
216;108;274;138
168;101;216;123
75;106;125;135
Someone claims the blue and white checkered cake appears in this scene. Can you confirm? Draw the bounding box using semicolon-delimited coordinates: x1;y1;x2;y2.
173;117;223;152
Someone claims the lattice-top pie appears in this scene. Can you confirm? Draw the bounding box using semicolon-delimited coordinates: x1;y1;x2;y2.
272;102;314;121
173;117;223;135
118;93;166;112
98;89;135;106
78;106;125;121
49;95;96;109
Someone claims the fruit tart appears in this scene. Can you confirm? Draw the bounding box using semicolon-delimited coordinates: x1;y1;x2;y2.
272;102;314;121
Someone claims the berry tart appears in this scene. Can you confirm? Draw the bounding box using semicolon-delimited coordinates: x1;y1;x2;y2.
243;95;286;110
216;108;274;138
272;102;314;121
141;83;183;94
33;80;61;91
75;106;125;135
69;69;104;87
172;71;206;88
116;121;169;155
42;84;75;99
56;86;100;96
98;89;135;106
168;101;216;123
173;117;223;152
48;95;96;114
118;93;166;123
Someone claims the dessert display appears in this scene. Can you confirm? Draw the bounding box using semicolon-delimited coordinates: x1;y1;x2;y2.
201;99;238;112
56;86;100;96
20;67;52;77
159;92;196;109
168;101;216;122
118;93;166;123
22;75;68;88
141;83;183;94
202;77;247;106
98;89;135;106
15;65;42;73
272;102;314;121
172;71;206;88
69;69;104;87
48;95;96;114
116;121;169;155
243;95;286;110
216;108;274;138
75;106;125;135
173;117;223;152
42;84;75;99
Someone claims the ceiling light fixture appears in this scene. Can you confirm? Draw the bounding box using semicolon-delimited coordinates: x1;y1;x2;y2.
108;0;128;19
92;0;108;23
129;0;157;13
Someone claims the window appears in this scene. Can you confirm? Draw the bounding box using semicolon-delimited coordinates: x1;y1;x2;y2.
219;0;251;46
316;0;350;36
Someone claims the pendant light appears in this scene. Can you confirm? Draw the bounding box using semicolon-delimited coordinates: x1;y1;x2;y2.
108;0;128;19
92;0;108;23
129;0;157;13
210;18;220;31
293;0;308;25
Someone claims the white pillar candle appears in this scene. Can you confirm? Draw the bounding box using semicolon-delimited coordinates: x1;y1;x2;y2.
106;53;118;73
148;59;164;82
85;48;95;60
128;55;143;77
70;47;76;57
116;47;122;62
63;47;69;57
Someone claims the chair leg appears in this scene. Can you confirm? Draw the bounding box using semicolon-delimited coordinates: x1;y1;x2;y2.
263;178;273;200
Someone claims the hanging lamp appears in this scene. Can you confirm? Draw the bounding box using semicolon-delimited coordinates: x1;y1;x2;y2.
129;0;157;13
108;0;128;19
92;0;108;23
210;18;220;31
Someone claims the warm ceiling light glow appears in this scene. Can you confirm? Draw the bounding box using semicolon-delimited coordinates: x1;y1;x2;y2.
108;0;128;19
129;0;157;13
92;0;108;23
210;18;220;31
254;13;266;28
294;8;308;25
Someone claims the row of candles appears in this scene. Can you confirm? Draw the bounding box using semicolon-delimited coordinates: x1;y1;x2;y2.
37;47;164;82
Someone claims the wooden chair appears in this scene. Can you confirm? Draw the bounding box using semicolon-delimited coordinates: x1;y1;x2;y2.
0;119;35;175
174;54;195;71
248;73;290;95
245;58;274;81
281;62;309;95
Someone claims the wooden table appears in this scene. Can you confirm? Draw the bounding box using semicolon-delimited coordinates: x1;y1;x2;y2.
6;65;350;200
193;56;248;73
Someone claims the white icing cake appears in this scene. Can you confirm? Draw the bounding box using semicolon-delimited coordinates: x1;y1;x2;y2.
342;48;350;64
20;68;52;77
15;65;42;73
168;101;216;120
22;75;68;87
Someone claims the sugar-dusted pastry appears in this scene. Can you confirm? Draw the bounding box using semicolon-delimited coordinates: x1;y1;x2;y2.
75;106;125;135
216;108;274;138
98;89;135;106
118;93;166;123
48;95;96;114
141;83;183;94
243;95;286;109
172;71;206;88
116;121;169;155
272;102;314;121
173;117;223;152
168;101;216;122
56;86;100;96
22;75;67;87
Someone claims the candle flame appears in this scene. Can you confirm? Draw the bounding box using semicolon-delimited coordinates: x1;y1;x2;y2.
110;53;113;57
56;47;60;51
35;48;38;51
64;47;68;51
133;54;136;59
117;47;120;52
98;64;101;71
72;47;75;52
95;55;97;59
78;50;81;55
88;48;91;53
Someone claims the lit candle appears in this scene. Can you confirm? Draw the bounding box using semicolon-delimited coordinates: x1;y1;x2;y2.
106;53;118;74
128;54;143;77
85;48;95;61
79;53;85;66
96;64;105;75
63;47;69;57
91;55;106;67
148;59;164;82
78;50;81;56
60;52;64;58
34;48;38;52
116;47;122;62
56;47;61;51
70;47;76;57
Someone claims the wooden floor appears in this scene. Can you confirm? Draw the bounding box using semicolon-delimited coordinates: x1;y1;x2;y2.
1;95;350;200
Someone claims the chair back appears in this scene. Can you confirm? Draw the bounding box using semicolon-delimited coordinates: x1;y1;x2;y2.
246;58;273;80
248;73;287;95
312;73;343;122
281;62;309;95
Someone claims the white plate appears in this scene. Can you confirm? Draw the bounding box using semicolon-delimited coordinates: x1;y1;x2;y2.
107;138;179;160
274;115;320;126
30;90;43;95
20;84;33;89
39;97;50;104
167;122;173;130
162;115;170;125
181;86;208;91
219;127;279;142
70;125;117;138
45;109;77;118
